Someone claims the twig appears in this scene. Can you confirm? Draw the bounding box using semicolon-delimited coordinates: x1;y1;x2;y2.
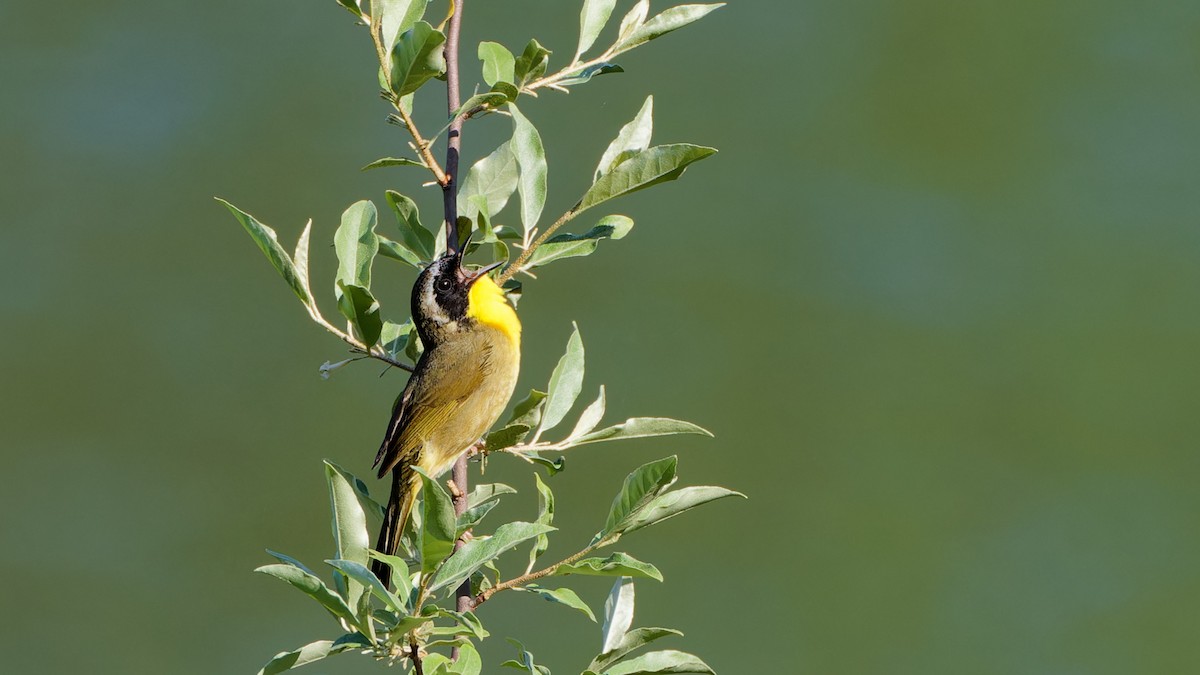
367;6;449;187
494;205;583;285
470;545;599;609
409;640;424;675
309;306;415;372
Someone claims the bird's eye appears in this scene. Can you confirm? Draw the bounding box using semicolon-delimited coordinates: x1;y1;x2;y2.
435;277;453;292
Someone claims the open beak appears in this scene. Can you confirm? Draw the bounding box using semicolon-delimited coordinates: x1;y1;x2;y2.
459;260;503;286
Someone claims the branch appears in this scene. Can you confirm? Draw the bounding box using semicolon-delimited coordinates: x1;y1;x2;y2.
309;304;415;372
523;48;618;95
470;544;599;609
494;204;583;285
441;0;466;254
367;7;449;186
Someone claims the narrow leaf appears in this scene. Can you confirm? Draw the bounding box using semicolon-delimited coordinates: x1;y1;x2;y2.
324;462;371;610
479;41;515;86
602;577;636;653
218;199;311;307
367;549;413;598
555;552;662;581
429;522;555;593
526;216;634;268
576;0;619;60
266;549;317;577
599;456;677;542
467;483;518;508
257;639;334;675
508;104;547;232
568;386;606;439
624;486;745;535
518;584;596;621
596;96;654;181
415;467;457;574
325;558;406;612
616;0;650;41
613;4;724;55
254;564;355;623
527;473;555;568
579;144;716;214
604;650;714;675
293;219;314;310
512;39;550;87
486;423;531;452
362;156;424;171
570;417;712;447
508;389;547;428
588;628;683;672
556;62;624;88
539;324;585;435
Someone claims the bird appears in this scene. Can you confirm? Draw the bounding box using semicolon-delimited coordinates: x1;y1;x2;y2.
370;246;521;589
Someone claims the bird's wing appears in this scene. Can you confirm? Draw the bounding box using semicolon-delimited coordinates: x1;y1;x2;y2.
373;356;486;478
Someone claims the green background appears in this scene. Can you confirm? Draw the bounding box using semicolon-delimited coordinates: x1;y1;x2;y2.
3;1;1198;673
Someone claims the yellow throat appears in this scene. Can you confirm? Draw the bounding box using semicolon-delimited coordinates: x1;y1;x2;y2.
467;274;521;346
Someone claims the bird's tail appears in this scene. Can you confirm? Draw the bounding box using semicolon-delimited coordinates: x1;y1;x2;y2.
371;464;417;589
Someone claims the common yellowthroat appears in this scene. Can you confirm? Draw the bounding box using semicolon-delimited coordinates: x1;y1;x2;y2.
370;247;521;588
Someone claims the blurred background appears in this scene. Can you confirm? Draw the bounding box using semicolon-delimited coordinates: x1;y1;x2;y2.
2;0;1199;673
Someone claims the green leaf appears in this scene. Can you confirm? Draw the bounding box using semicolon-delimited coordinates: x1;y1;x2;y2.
596;96;653;180
449;642;483;675
457;498;501;538
588;628;683;673
376;0;429;49
491;81;520;102
486;423;531;452
518;584;596;621
334;200;379;290
428;608;489;639
325;558;406;612
579;144;716;213
336;0;364;18
479;41;515;86
512;39;550;87
380;319;413;361
508;104;547;233
570;417;712;447
503;638;552;675
254;564;355;624
459;141;519;222
362;156;425;171
601;577;636;653
539;325;585;435
266;549;317;577
598;457;677;543
367;549;413;598
335;281;383;348
603;650;714;675
385;190;435;260
415;467;457;575
528;473;555;568
293;219;315;311
555;552;662;582
526;216;633;268
429;522;555;593
389;22;447;96
218;199;312;308
576;0;619;60
568;386;607;439
378;235;424;268
508;389;547;428
257;639;335;675
324;461;371;610
613;4;724;55
468;483;518;508
452;91;511;120
625;486;745;535
556;62;624;88
616;0;650;41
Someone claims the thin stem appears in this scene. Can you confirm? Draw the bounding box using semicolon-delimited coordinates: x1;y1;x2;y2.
495;205;583;285
524;48;617;94
471;544;600;609
409;640;424;675
310;308;415;372
368;6;449;186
